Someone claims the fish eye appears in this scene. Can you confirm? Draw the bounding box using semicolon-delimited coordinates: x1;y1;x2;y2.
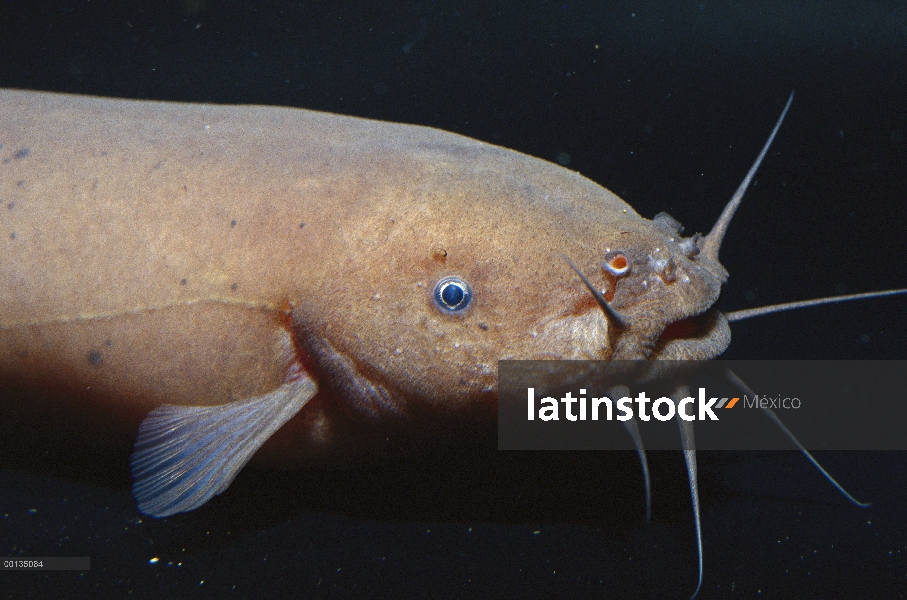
434;276;472;312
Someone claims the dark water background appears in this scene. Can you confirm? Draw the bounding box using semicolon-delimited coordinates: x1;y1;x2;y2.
2;2;906;598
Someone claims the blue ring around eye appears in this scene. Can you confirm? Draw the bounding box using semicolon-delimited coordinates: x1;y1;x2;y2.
434;276;472;312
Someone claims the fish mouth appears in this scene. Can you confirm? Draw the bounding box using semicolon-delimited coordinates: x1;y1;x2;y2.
657;315;701;343
647;308;731;361
565;254;730;361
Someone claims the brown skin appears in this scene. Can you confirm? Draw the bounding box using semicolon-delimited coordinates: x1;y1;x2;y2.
0;90;727;464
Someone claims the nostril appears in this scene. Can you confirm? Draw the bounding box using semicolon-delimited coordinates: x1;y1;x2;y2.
650;255;677;283
603;251;630;276
678;233;701;258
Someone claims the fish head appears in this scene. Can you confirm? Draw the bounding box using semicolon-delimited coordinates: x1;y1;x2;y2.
293;147;729;416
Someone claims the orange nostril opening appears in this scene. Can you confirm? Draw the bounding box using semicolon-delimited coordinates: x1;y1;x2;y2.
603;253;630;275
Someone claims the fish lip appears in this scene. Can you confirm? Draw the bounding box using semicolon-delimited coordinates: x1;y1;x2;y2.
648;308;731;360
562;243;727;360
604;261;725;359
656;312;710;345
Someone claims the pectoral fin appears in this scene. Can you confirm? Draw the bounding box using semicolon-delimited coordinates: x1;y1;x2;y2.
130;375;317;517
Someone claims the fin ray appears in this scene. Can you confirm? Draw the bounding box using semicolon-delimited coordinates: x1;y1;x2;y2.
131;377;317;517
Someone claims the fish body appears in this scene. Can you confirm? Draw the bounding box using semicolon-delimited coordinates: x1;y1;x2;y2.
0;90;724;474
7;89;898;597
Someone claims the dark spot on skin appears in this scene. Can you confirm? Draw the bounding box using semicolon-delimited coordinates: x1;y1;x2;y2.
9;232;16;240
17;181;24;187
231;220;237;228
13;148;29;159
231;282;238;291
299;222;305;228
432;247;448;263
479;323;489;331
7;202;13;210
180;278;188;286
87;350;103;366
105;340;112;347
